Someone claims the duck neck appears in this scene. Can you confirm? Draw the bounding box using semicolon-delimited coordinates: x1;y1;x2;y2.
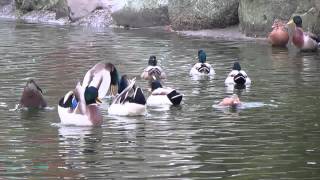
292;27;304;48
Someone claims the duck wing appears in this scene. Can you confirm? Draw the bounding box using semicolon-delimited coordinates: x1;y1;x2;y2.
112;78;136;104
82;63;111;99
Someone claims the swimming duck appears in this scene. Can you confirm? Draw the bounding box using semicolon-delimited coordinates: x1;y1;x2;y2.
146;80;183;106
58;83;103;126
268;19;289;47
19;79;47;108
190;50;215;76
82;62;120;98
287;16;320;52
225;62;251;89
219;94;241;107
108;76;146;116
141;56;166;81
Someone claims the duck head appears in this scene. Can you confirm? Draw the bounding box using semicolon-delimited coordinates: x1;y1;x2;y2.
232;62;241;71
106;63;120;96
118;75;129;94
287;16;302;27
19;79;47;108
84;86;101;105
148;56;157;66
198;50;206;63
151;80;162;91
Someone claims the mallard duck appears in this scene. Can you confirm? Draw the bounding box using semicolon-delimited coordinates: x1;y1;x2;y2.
190;50;215;76
108;76;146;116
146;80;183;106
58;83;103;126
19;79;47;108
141;56;167;81
225;62;251;89
82;62;120;98
268;19;289;47
219;94;241;107
287;16;319;52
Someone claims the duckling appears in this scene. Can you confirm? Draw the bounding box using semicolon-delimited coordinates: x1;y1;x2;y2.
225;62;251;89
58;84;103;126
268;19;289;47
190;50;215;76
19;79;47;109
146;80;183;106
141;56;166;81
108;76;146;116
287;16;319;52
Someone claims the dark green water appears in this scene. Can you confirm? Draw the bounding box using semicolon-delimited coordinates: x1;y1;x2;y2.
0;20;320;179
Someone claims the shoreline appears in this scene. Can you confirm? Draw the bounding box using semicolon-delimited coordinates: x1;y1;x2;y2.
177;26;267;42
0;15;267;42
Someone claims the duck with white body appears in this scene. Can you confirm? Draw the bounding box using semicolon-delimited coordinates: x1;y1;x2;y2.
146;80;183;106
225;62;251;89
190;50;215;76
108;76;146;116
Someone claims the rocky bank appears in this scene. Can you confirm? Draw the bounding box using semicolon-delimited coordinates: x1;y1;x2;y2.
0;0;320;38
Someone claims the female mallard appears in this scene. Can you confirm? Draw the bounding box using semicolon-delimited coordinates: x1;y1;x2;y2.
141;56;167;81
225;62;251;89
268;19;289;47
190;50;215;76
287;16;319;52
58;83;103;126
19;79;47;109
146;80;183;106
219;94;241;107
82;62;120;98
108;76;146;116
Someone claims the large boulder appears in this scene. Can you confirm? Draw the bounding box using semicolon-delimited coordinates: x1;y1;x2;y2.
111;0;170;28
168;0;239;30
239;0;320;37
0;0;12;7
67;0;103;21
15;0;69;18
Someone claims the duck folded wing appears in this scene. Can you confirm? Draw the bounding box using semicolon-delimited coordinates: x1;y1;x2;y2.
112;78;136;104
167;90;183;105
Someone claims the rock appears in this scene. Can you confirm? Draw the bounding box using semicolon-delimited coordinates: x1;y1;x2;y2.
168;0;239;30
110;0;169;28
0;0;12;7
239;0;320;37
14;0;69;18
67;0;102;21
0;0;15;19
72;9;113;28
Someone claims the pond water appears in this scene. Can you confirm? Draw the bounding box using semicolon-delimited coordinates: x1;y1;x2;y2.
0;20;320;179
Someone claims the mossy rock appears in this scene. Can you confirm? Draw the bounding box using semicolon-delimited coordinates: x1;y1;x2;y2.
15;0;68;18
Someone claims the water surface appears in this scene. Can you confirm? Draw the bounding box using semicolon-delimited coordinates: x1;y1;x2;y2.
0;20;320;179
